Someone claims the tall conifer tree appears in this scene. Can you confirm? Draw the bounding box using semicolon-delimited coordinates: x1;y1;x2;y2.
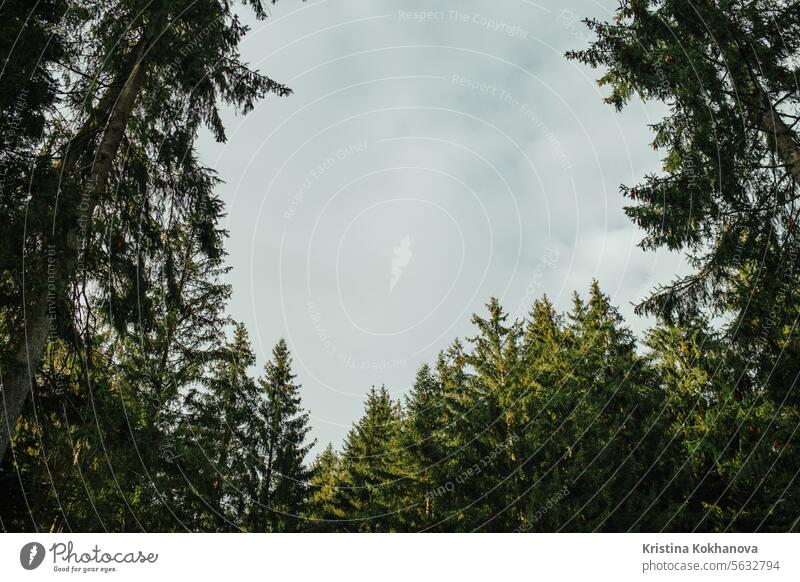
253;339;314;532
338;386;404;532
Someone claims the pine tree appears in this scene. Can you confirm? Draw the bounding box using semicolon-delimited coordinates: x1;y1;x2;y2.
253;339;314;532
463;299;524;531
0;0;292;464
337;386;405;532
567;0;800;405
513;284;657;531
116;214;234;530
513;296;570;531
0;214;235;532
398;364;451;530
426;339;474;531
306;444;344;531
558;283;647;530
569;0;800;531
181;323;262;531
647;321;800;532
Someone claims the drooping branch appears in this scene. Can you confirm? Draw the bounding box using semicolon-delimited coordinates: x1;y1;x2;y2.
0;31;153;464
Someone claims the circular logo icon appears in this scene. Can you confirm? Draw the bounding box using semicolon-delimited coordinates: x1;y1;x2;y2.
20;542;46;570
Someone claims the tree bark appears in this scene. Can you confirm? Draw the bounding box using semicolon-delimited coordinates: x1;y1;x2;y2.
713;7;800;188
735;57;800;186
0;35;150;464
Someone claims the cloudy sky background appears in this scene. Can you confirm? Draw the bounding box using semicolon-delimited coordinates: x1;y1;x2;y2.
197;0;689;451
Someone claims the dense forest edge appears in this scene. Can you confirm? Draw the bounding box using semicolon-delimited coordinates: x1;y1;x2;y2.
1;1;799;531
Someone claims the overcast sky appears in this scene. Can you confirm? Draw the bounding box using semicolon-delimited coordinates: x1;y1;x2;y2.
197;0;689;452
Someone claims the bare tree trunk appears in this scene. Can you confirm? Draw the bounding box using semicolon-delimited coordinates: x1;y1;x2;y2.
713;6;800;186
0;294;50;462
736;57;800;185
0;36;150;464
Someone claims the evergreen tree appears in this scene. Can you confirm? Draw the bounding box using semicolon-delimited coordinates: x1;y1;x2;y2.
559;282;655;531
425;339;474;531
647;321;800;531
112;211;234;531
567;0;800;405
0;0;293;464
397;364;452;531
252;339;314;532
4;0;800;534
337;386;404;532
464;298;524;531
568;0;800;532
0;215;234;532
306;444;344;531
181;323;261;531
514;295;571;532
515;284;669;531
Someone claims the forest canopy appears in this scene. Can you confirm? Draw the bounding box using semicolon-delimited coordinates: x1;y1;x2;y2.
1;0;798;532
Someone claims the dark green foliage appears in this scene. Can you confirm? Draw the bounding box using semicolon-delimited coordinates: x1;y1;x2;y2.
180;324;262;530
0;0;305;532
566;0;800;407
2;0;799;534
396;364;455;531
297;283;798;532
333;386;405;532
0;0;295;466
306;444;343;530
253;339;315;532
3;273;798;532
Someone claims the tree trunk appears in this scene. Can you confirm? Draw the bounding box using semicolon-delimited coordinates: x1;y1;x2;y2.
713;5;800;187
735;57;800;186
0;35;150;464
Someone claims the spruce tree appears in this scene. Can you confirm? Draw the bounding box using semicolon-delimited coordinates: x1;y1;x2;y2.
0;0;293;464
338;386;405;532
427;339;474;531
181;323;262;531
306;444;344;531
569;0;800;531
647;321;800;532
398;364;452;530
464;299;524;531
556;283;643;530
0;216;235;531
568;0;800;405
253;339;314;532
514;296;570;531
